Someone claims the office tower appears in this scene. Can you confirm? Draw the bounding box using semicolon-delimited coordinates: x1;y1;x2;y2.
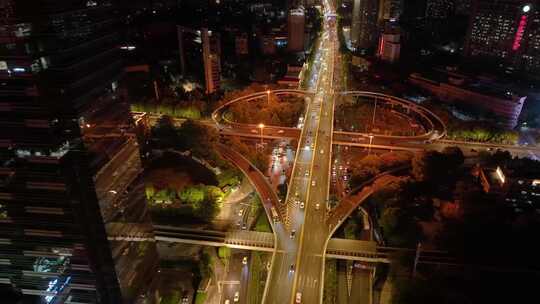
378;0;403;22
351;0;380;51
288;7;306;52
465;1;540;74
178;26;222;94
0;1;158;303
425;0;454;19
235;33;249;56
377;32;401;62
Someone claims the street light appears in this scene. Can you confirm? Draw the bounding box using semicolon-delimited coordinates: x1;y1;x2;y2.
258;123;265;146
368;134;374;155
371;98;377;128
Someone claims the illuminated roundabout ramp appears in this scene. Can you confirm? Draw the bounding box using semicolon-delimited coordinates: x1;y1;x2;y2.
212;89;446;143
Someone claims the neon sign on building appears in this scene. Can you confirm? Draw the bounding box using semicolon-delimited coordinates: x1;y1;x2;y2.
513;5;532;51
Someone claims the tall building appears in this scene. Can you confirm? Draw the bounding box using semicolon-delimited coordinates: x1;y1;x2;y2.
425;0;455;19
235;32;249;56
465;1;540;74
378;0;403;22
351;0;380;51
0;1;158;303
178;26;221;94
287;7;305;52
377;32;401;62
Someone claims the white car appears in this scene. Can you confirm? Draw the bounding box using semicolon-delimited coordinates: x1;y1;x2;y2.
315;203;320;210
242;256;248;265
234;291;239;302
300;202;305;209
290;229;296;239
312;180;316;186
296;292;302;303
225;300;230;304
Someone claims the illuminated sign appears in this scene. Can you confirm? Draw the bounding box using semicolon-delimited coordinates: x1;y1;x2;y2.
44;276;71;303
496;166;506;184
512;15;528;51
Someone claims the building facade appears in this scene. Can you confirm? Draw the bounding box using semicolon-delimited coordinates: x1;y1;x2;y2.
351;0;380;51
465;1;540;74
0;0;158;303
410;72;526;128
287;7;305;52
178;26;221;94
377;32;401;62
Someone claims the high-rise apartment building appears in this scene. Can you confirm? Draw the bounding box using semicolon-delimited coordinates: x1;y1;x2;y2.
377;32;401;62
178;26;221;94
351;0;380;51
465;1;540;74
378;0;403;22
0;1;158;303
287;7;305;52
426;0;455;19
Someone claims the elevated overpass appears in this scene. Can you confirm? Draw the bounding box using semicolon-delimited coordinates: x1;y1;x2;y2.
152;226;454;264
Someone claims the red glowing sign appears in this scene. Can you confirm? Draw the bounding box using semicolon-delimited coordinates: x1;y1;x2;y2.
512;15;528;51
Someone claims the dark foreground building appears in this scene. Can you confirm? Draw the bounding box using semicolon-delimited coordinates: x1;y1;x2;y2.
0;1;158;303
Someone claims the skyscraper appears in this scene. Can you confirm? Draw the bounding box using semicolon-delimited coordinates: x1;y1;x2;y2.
465;1;540;74
0;1;158;303
178;26;222;94
378;0;403;22
288;7;306;52
351;0;380;51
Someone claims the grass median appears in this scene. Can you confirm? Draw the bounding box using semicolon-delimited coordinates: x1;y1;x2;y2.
323;259;338;304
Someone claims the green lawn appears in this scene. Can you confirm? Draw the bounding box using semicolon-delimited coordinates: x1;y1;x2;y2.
194;291;207;304
247;252;267;303
323;260;337;304
254;212;271;233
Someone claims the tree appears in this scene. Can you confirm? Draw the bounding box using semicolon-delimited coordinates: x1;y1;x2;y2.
442;146;465;168
412;151;446;182
193;197;219;221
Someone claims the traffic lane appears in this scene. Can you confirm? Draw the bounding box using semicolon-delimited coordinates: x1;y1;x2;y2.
349;267;373;304
265;253;291;304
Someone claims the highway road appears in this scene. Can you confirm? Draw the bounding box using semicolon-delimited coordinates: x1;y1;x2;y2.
264;1;339;303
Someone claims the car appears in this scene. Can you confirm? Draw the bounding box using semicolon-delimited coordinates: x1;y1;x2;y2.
315;203;320;210
290;229;296;239
181;291;189;304
305;170;309;177
278;130;284;134
242;223;247;230
295;292;302;303
312;180;316;186
289;264;295;272
225;300;230;304
233;291;240;302
300;202;305;209
251;129;257;134
242;256;248;265
238;209;243;216
295;191;299;197
320;149;324;154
